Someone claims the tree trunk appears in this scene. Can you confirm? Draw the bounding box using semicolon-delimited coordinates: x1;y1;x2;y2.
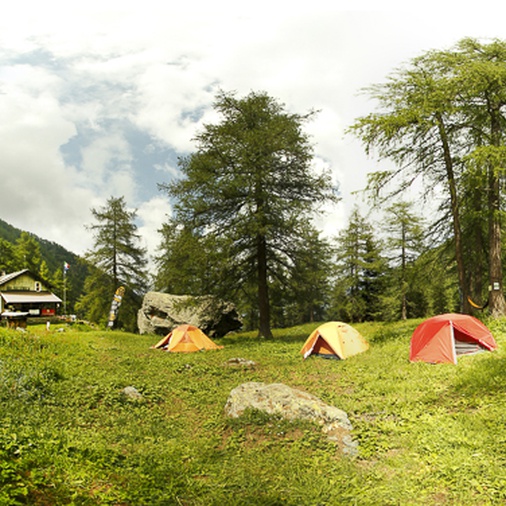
401;222;407;320
436;114;471;313
257;234;273;339
488;165;506;317
487;103;506;318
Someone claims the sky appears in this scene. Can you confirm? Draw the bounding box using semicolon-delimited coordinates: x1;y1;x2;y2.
1;2;506;270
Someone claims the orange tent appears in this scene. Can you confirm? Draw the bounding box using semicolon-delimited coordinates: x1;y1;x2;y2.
151;324;223;353
300;321;369;360
409;313;497;364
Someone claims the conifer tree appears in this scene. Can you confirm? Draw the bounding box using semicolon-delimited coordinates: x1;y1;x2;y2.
0;239;16;273
77;196;148;331
14;232;41;272
350;38;506;317
383;202;425;320
331;208;386;322
160;90;338;338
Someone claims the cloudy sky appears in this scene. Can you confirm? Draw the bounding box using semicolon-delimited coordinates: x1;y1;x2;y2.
1;2;505;269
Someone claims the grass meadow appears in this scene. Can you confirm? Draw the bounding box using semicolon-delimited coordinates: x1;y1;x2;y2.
0;317;505;505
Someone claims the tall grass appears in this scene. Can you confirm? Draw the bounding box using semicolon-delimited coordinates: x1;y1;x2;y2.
0;318;504;505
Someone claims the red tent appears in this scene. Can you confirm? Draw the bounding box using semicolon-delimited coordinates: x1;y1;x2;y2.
409;313;497;364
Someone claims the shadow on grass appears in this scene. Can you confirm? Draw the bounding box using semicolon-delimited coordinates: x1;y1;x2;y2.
360;320;421;345
221;319;423;348
452;355;506;395
220;323;320;346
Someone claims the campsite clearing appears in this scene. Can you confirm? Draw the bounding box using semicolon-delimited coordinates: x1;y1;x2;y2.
0;318;505;505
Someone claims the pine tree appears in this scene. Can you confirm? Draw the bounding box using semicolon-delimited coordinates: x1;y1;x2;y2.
0;239;16;273
154;219;229;297
77;196;148;331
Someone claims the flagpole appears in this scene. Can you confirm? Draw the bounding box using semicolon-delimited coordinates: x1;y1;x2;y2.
63;267;67;316
63;262;69;316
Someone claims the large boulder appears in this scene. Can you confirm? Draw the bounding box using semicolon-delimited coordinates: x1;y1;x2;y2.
137;292;242;337
224;382;358;455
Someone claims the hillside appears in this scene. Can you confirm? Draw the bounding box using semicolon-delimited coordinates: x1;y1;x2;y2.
0;319;504;504
0;218;88;312
0;217;81;273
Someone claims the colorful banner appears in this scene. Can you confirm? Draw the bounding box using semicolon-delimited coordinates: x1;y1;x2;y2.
107;286;125;328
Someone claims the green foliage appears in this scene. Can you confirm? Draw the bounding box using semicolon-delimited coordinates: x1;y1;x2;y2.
159;90;338;338
381;201;426;320
270;225;335;327
0;319;504;504
14;232;41;273
154;220;230;297
0;238;16;273
79;196;148;331
86;196;148;293
0;218;88;314
350;37;506;317
331;207;387;322
75;265;117;328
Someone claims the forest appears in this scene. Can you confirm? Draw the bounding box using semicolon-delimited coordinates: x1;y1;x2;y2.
2;38;506;336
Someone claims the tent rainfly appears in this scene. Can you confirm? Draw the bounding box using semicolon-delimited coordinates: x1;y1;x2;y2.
409;313;497;364
300;321;369;360
151;324;223;353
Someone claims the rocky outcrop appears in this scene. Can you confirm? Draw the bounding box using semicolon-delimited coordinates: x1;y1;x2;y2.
224;382;358;455
137;291;242;337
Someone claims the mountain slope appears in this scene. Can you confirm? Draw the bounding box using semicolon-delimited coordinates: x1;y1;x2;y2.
0;218;88;313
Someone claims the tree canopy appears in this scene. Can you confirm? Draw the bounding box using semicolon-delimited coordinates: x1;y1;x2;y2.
160;90;338;337
349;38;506;318
77;196;148;331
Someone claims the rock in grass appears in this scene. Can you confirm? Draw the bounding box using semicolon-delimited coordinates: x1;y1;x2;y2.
223;357;257;368
122;386;142;400
224;382;357;455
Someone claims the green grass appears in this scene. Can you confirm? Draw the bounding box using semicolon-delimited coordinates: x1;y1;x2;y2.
0;318;505;505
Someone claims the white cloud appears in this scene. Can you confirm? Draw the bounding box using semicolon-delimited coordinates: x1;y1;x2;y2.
136;197;173;270
132;62;216;152
1;3;506;268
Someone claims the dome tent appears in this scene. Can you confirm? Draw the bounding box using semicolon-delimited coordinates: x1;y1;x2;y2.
300;321;369;360
409;313;497;364
151;324;223;353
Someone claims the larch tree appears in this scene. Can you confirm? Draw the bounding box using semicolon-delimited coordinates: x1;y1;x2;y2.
349;38;506;318
154;219;229;297
383;202;425;320
160;90;338;338
455;38;506;317
281;225;334;325
77;196;148;331
331;207;386;322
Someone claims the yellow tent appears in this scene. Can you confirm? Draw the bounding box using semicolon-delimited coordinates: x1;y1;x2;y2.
151;324;223;353
300;321;369;360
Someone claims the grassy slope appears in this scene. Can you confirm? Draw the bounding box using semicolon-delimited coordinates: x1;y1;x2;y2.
0;318;505;505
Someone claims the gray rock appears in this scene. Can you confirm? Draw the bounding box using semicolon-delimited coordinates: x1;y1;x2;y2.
122;386;142;400
224;382;357;455
137;292;242;337
224;357;257;368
